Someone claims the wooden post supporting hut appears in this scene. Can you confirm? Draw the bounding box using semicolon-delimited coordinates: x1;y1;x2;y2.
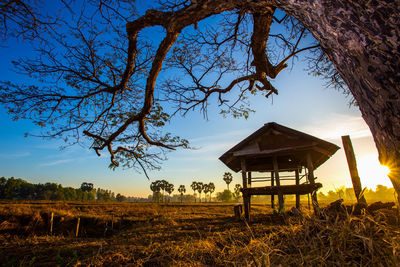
219;122;340;221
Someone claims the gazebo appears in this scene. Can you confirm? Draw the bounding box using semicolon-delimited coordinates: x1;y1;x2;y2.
219;122;340;220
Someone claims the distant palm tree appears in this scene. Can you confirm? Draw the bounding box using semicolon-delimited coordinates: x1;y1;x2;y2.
160;179;168;203
208;182;215;202
80;182;94;192
191;181;198;203
233;184;242;200
165;183;174;203
178;185;186;203
150;181;161;203
203;184;210;202
197;182;204;203
223;172;233;190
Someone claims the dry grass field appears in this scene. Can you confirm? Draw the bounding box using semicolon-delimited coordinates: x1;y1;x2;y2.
0;200;399;266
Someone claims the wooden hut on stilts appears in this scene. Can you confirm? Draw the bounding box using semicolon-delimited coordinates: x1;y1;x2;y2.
219;122;340;221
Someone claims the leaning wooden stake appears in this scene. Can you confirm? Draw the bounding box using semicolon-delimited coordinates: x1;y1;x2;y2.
75;217;80;237
341;135;367;205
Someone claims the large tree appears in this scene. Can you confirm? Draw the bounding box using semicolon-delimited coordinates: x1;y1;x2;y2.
0;0;399;200
276;0;400;203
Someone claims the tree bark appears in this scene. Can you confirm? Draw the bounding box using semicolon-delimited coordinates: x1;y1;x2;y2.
277;0;400;203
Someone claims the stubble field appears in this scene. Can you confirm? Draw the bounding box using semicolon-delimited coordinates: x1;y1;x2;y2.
0;200;399;266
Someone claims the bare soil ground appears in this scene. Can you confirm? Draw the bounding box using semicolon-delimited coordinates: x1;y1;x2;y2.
0;200;399;266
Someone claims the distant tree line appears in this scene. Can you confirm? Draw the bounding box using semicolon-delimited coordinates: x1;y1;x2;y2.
0;177;128;202
246;185;396;204
149;172;241;203
318;185;396;203
7;175;391;205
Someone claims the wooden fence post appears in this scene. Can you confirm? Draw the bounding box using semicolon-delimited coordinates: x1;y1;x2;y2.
50;212;54;235
341;135;367;205
234;204;242;220
75;217;80;237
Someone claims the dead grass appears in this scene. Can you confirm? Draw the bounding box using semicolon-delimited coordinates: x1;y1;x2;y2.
0;201;398;266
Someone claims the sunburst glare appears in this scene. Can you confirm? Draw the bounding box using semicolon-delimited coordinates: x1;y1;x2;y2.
357;154;392;189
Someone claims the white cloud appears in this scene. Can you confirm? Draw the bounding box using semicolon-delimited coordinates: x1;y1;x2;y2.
300;113;371;141
186;129;249;157
190;141;234;154
39;159;74;167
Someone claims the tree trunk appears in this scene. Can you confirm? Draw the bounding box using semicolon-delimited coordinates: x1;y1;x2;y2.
277;0;400;203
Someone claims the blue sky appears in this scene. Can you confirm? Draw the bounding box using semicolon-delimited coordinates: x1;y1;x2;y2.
0;2;393;197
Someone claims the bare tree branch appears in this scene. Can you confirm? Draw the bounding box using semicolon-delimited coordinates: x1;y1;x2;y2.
0;0;331;175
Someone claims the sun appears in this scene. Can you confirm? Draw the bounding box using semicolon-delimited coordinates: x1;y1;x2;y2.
357;154;392;189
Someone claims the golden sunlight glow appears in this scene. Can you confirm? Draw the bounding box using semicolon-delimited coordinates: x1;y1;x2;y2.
381;165;391;175
357;154;392;189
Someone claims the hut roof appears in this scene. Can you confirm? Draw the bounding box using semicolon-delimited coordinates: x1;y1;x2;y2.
219;122;340;172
